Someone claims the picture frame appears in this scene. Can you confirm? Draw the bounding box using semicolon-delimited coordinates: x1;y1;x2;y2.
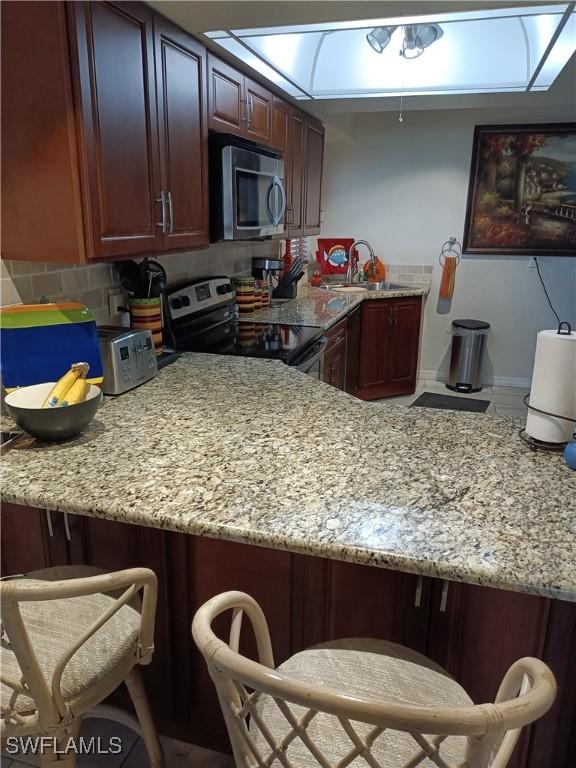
463;123;576;256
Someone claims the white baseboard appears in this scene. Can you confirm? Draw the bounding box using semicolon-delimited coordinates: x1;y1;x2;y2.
418;369;531;389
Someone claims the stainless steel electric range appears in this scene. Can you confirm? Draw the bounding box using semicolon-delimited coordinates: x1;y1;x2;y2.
164;277;327;378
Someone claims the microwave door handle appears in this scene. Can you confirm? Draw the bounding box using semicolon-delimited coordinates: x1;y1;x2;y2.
273;176;286;226
265;182;275;225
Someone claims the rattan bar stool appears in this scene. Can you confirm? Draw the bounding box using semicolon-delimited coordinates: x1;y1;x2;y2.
1;565;164;767
192;590;556;768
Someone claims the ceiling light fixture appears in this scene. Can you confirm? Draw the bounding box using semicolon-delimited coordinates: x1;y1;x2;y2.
367;23;444;59
366;26;396;53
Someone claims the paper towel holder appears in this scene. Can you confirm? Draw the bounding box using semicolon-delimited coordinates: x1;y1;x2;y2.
519;320;576;451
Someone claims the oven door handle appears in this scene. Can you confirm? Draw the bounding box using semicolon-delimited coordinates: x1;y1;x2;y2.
266;176;286;227
292;336;328;372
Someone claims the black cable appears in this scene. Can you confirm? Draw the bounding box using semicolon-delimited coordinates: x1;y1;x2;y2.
534;257;561;326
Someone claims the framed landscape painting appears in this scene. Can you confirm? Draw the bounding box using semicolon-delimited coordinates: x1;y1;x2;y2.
463;123;576;255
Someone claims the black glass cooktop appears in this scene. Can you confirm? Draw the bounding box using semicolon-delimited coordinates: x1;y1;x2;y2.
175;320;323;364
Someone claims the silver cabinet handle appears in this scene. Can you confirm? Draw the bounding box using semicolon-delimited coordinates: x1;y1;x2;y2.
167;191;174;233
155;191;168;233
240;97;248;123
63;512;71;542
45;509;54;538
247;94;253;129
414;575;423;608
440;580;450;612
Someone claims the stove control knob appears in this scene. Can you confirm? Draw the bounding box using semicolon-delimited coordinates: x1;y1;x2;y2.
170;297;183;310
217;283;232;295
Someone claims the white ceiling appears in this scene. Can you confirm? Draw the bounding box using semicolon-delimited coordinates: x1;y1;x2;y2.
147;0;576;122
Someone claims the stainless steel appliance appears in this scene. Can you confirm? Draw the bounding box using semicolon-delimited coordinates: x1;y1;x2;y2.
210;134;285;241
164;277;326;378
97;327;158;395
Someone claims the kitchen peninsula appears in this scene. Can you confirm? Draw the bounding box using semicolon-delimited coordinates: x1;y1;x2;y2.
2;355;575;766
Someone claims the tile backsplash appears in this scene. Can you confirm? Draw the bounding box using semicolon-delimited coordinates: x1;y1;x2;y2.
1;241;279;324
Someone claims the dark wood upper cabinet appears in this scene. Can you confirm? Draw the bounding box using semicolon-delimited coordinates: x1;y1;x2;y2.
1;1;87;263
244;77;273;146
207;54;244;136
2;3;323;263
154;17;209;250
71;1;164;259
303;117;325;234
357;296;422;400
207;56;273;147
287;111;306;236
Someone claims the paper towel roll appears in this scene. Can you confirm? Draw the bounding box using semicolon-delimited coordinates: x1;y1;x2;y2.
525;328;576;444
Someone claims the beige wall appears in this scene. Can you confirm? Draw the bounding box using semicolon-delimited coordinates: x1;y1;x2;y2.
320;105;576;385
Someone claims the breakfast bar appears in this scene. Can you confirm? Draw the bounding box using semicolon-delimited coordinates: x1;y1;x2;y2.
2;354;575;766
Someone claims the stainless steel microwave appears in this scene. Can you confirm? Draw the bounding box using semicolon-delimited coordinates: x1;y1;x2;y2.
210;134;285;241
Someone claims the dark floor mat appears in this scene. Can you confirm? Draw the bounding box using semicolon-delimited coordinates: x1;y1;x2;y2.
411;391;490;413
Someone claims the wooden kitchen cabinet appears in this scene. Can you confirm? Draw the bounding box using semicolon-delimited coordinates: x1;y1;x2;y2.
208;54;272;146
303;116;325;234
2;1;209;263
71;1;165;259
286;110;325;237
427;579;576;768
357;296;422;400
345;305;361;395
322;318;347;390
153;16;209;250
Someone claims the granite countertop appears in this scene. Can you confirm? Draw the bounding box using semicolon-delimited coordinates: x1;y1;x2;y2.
2;354;575;602
239;283;428;329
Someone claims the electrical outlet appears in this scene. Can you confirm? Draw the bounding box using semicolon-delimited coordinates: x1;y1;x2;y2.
108;288;128;317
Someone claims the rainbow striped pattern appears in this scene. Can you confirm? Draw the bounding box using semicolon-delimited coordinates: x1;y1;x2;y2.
0;303;104;391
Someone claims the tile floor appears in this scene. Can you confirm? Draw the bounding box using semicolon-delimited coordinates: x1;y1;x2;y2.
385;379;529;420
1;718;234;768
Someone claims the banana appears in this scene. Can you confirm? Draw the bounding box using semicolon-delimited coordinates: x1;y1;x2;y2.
60;377;90;407
42;362;90;408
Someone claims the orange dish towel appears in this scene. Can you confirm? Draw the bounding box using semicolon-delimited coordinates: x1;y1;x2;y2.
439;255;457;299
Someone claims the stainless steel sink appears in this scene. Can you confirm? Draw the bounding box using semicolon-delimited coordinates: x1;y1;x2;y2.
317;281;413;292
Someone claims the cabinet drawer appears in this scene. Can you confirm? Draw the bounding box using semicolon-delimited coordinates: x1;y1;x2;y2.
324;318;347;352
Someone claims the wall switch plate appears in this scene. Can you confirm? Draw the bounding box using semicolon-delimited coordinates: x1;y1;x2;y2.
108;288;129;318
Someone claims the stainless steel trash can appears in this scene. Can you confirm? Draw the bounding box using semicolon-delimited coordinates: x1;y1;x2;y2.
447;319;490;393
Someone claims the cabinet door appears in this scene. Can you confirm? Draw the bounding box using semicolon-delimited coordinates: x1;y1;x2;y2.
303;117;324;234
321;561;431;654
71;1;164;259
357;300;392;400
386;297;422;396
207;54;244;136
154;18;209;250
287;110;305;236
1;503;52;574
245;77;272;146
272;98;292;233
322;319;347;390
428;581;553;768
1;1;87;264
345;306;361;396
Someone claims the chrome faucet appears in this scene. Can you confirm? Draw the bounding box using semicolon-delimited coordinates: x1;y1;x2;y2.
346;240;376;283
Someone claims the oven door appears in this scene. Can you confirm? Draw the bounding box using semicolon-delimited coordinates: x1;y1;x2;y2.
290;337;327;379
223;145;285;240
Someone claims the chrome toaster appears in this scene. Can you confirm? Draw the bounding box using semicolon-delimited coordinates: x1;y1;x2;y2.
97;326;158;395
